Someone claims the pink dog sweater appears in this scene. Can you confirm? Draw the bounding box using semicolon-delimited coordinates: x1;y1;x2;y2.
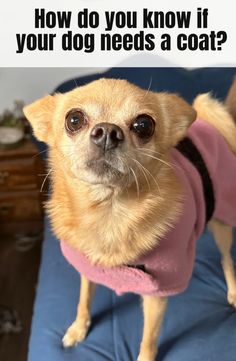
61;119;236;296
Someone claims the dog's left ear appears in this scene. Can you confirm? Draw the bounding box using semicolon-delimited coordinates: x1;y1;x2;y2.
157;93;197;146
23;95;56;144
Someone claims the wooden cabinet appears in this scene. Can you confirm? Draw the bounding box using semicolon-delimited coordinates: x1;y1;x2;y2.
0;139;47;237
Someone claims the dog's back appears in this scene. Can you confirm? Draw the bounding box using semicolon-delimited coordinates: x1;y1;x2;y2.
193;81;236;155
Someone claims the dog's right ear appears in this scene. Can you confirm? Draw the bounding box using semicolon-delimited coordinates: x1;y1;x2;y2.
225;76;236;123
23;95;56;144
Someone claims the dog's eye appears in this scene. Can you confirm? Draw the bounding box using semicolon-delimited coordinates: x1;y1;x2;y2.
65;110;87;134
130;115;155;139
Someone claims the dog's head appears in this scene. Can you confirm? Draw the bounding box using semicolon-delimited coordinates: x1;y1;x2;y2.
24;79;196;188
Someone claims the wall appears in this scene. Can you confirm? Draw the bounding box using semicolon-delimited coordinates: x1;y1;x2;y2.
0;68;106;113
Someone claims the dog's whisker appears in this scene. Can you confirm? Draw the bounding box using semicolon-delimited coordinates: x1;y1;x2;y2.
143;77;153;99
137;147;164;156
130;167;140;199
32;149;48;158
40;168;53;192
130;158;151;191
73;78;79;88
143;168;161;195
139;162;161;194
120;158;131;199
137;151;174;169
131;157;162;195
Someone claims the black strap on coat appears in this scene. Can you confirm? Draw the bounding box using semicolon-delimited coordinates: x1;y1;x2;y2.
176;137;215;223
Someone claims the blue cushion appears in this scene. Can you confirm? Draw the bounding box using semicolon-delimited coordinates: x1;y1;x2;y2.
55;67;236;103
28;219;236;361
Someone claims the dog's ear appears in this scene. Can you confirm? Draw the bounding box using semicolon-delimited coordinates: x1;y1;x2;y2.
157;93;197;146
225;76;236;123
23;95;56;144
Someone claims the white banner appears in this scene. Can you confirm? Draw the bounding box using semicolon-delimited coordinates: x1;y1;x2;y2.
0;0;235;67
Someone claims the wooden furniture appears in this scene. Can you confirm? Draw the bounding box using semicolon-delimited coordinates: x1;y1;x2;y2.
0;139;47;237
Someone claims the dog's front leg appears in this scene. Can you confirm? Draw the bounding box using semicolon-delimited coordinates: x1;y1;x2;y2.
62;275;96;347
138;295;167;361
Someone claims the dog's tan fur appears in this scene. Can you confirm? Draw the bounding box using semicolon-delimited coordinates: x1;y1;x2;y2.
24;79;197;267
24;78;236;361
193;93;236;153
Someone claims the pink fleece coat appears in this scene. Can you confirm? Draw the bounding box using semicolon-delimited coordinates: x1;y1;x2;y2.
61;119;236;296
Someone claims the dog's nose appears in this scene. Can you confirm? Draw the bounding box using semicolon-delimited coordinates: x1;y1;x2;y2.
90;122;124;151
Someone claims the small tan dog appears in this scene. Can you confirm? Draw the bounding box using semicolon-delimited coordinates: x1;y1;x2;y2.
24;78;236;361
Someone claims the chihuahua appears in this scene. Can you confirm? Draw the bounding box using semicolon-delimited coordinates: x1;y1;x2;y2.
24;78;236;361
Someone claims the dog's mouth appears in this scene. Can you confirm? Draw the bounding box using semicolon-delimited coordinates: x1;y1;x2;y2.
86;158;125;180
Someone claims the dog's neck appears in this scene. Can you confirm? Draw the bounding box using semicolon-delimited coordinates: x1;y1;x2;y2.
47;153;183;267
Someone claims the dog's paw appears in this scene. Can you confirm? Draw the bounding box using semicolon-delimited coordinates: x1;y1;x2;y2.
137;347;157;361
62;319;91;348
227;292;236;308
137;354;157;361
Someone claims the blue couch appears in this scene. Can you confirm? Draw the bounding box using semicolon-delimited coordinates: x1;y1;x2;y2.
28;67;236;361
